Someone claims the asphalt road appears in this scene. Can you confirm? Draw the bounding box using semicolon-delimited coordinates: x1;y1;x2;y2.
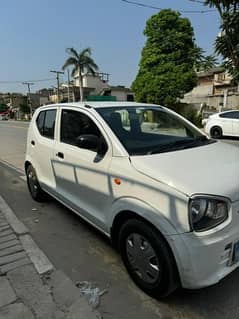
1;120;239;319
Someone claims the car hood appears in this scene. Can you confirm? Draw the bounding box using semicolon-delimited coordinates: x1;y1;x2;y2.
130;141;239;202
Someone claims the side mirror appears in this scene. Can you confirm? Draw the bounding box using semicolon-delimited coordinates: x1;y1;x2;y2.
76;134;100;151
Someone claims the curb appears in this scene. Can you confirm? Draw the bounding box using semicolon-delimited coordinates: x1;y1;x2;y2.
0;194;102;318
0;194;54;275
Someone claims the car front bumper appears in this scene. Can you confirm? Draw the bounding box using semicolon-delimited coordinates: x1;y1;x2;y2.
169;200;239;289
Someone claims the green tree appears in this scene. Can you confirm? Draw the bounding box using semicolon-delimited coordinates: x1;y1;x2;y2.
0;104;8;112
132;9;198;107
19;104;30;114
204;1;239;81
195;52;219;71
62;47;99;101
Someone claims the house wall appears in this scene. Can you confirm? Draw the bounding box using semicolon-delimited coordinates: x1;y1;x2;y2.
75;74;109;95
182;68;239;110
182;93;239;110
110;89;128;101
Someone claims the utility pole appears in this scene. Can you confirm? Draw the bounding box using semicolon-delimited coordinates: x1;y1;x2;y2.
22;82;34;116
50;70;64;103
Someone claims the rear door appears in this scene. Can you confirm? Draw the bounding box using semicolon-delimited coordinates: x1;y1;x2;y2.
30;107;58;191
219;112;234;135
52;107;113;230
231;111;239;136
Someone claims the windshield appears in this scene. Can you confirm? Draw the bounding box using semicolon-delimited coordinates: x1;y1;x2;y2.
97;106;212;156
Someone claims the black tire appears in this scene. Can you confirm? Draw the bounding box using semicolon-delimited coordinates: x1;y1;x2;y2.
210;126;222;139
26;165;47;202
119;219;179;298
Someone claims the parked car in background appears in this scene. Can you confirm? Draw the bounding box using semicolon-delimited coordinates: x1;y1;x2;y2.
0;113;9;120
205;110;239;138
25;102;239;297
201;110;217;127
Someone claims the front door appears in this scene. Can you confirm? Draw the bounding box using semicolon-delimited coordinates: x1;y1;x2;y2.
52;108;112;231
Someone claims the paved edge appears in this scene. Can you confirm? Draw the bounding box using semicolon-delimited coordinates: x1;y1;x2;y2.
0;158;24;174
20;234;54;275
0;194;54;275
0;195;28;235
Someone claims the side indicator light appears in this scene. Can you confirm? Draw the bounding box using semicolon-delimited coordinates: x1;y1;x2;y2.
114;178;121;185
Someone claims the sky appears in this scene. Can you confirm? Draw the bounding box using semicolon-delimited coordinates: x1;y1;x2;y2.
0;0;220;93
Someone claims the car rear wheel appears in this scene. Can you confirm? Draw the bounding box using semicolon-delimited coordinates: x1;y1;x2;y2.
119;219;178;298
26;165;47;202
210;126;222;139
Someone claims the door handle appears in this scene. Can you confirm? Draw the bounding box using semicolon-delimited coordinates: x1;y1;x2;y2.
31;140;35;146
56;152;64;159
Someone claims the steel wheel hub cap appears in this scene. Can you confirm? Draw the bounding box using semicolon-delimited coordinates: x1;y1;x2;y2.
28;171;38;193
126;233;160;284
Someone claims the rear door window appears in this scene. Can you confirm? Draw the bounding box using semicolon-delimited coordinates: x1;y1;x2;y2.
220;111;239;119
36;109;56;139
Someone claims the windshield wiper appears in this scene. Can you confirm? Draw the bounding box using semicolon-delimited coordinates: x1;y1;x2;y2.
148;136;210;155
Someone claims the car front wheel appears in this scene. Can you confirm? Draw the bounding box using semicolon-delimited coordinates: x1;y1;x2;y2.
119;219;178;298
26;165;47;202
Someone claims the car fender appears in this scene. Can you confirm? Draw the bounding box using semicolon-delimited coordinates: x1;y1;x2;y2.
108;196;179;236
206;119;222;134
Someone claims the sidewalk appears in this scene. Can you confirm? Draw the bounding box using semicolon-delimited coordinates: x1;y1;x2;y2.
0;195;101;319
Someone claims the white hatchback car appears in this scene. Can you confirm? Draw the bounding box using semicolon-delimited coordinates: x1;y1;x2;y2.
205;110;239;138
25;102;239;297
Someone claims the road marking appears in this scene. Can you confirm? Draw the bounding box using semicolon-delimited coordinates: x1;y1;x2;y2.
0;124;28;129
20;176;27;182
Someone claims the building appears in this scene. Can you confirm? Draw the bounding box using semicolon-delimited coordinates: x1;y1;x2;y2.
72;72;134;102
100;85;134;101
182;67;239;110
47;71;134;103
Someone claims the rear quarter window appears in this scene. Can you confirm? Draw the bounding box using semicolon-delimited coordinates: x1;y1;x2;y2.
36;111;45;135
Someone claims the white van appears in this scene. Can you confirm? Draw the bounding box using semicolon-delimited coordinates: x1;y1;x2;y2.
25;102;239;297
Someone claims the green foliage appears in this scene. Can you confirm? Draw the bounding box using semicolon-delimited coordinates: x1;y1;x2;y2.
62;47;98;78
204;1;239;81
195;51;219;71
132;9;198;107
62;47;99;101
171;103;202;127
19;104;30;114
0;104;8;112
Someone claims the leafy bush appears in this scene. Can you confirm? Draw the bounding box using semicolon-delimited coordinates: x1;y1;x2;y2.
170;103;202;127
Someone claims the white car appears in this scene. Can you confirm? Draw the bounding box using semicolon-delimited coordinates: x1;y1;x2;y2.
0;114;8;120
25;102;239;297
205;110;239;138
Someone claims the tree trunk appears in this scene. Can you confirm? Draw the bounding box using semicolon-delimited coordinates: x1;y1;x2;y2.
79;67;83;102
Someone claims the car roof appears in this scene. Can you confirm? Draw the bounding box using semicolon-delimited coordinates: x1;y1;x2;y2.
39;101;164;110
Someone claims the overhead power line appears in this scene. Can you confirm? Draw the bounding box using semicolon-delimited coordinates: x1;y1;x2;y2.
188;0;205;4
0;78;55;84
121;0;215;13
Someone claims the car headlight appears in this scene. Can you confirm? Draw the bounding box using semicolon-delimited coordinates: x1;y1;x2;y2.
189;196;230;232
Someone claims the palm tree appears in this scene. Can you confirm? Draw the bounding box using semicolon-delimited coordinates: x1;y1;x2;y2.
203;1;239;81
62;47;99;102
